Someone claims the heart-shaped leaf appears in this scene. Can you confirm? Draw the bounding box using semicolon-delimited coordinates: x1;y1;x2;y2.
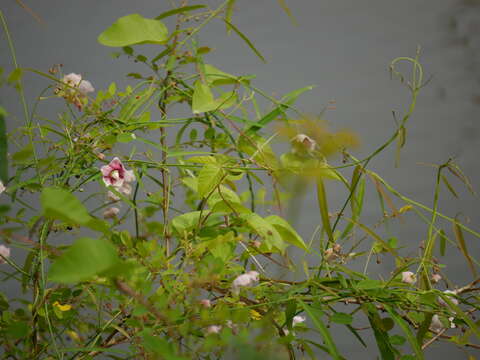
98;14;168;47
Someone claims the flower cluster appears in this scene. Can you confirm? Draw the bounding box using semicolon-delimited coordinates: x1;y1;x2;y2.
56;72;94;110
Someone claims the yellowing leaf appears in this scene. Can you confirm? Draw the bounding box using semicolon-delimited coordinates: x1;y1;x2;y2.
53;301;72;312
250;309;262;320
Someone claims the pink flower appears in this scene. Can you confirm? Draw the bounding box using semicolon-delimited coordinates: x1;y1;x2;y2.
0;245;10;264
232;271;260;295
292;315;306;326
103;207;120;219
204;325;222;335
431;273;442;283
291;134;316;153
0;181;5;195
101;157;135;189
401;271;416;285
62;73;94;95
199;299;211;308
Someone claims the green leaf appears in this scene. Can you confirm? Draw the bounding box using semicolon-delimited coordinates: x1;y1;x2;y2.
299;301;343;360
155;5;206;20
12;144;33;164
41;187;92;225
5;321;29;339
191;80;215;114
265;215;308;251
223;19;266;63
453;218;477;277
439;229;447;256
363;304;396;360
330;312;353;325
0;107;8;182
197;164;224;198
48;237;120;283
240;213;286;253
384;306;424;360
316;179;334;245
98;14;168;47
246;85;314;134
41;187;107;232
171;211;202;233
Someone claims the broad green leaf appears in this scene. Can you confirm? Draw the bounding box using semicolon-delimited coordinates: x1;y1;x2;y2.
265;215;308;251
299;301;343;360
192;80;215;114
0;107;7;182
204;64;236;86
41;187;92;225
98;14;168;47
240;213;286;252
155;5;206;20
5;321;29;339
48;237;120;283
197;164;224;198
12;144;33;164
171;211;202;233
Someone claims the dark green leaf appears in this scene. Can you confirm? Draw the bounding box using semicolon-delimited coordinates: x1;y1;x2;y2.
155;5;206;20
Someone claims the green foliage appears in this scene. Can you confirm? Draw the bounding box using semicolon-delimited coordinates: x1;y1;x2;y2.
0;2;478;360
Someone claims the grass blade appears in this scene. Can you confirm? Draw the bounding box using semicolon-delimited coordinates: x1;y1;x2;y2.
223;19;266;63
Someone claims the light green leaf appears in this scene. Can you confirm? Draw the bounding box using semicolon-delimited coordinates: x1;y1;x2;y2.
98;14;168;47
265;215;308;251
48;237;120;283
171;211;202;233
240;213;286;252
192;80;215;114
197;164;224;198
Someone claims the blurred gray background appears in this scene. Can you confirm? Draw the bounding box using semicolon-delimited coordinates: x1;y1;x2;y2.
1;0;480;359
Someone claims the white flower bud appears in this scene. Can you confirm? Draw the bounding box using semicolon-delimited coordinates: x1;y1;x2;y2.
401;271;416;285
103;207;120;219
